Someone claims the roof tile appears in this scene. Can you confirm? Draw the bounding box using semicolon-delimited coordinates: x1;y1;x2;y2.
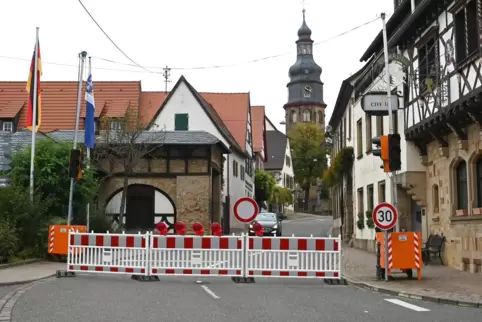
0;81;140;132
251;106;265;153
0;100;25;118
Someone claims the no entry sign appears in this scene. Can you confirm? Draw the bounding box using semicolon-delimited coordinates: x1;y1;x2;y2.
372;202;398;230
233;197;258;223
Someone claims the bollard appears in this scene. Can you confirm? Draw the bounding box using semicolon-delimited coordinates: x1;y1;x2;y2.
376;241;381;280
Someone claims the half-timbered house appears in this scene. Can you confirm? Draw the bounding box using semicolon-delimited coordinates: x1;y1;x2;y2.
358;0;482;272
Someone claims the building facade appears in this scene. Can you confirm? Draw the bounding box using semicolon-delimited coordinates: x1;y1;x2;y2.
346;0;482;272
149;76;256;233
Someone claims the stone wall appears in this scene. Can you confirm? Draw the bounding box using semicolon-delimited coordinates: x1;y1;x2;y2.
425;124;482;273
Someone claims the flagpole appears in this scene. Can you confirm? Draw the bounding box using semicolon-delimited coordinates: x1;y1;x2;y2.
86;56;92;232
67;51;87;225
29;27;39;201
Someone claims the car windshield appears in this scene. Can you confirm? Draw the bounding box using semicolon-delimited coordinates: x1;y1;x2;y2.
255;213;277;221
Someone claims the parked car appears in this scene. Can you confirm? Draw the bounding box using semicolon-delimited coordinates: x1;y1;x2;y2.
249;212;283;236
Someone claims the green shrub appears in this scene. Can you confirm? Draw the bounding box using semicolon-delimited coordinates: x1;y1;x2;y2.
89;209;112;233
0;220;19;263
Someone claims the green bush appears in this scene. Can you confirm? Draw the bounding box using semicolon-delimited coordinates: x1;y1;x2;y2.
0;219;19;263
89;209;112;233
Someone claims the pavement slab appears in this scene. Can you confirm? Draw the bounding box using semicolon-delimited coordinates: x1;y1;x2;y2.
0;262;64;286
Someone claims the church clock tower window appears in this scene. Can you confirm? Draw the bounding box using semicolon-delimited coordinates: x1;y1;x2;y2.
283;9;326;134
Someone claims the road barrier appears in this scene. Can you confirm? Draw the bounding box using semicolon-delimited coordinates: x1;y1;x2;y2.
59;221;342;283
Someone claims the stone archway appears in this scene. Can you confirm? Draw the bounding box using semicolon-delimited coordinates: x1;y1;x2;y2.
105;184;176;232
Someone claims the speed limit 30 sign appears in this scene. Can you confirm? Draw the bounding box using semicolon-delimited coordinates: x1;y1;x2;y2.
372;202;398;230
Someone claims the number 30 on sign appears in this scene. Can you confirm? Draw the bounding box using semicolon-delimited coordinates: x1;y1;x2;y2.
372;202;398;230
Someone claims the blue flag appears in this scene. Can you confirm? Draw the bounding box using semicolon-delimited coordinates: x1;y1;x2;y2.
84;73;95;149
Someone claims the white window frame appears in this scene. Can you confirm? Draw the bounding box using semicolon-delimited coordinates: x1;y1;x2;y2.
2;121;13;132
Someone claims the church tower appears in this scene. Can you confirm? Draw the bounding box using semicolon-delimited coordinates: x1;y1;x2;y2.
284;10;326;134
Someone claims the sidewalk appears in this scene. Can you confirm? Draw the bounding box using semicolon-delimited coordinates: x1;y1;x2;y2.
0;261;64;286
342;246;482;307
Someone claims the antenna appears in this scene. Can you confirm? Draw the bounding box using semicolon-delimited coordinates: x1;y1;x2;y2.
162;65;171;93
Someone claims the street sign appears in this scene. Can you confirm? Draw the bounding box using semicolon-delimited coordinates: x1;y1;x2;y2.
233;197;259;223
372;202;398;230
361;91;400;116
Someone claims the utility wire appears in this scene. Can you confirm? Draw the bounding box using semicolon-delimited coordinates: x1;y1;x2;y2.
76;0;154;74
0;15;381;74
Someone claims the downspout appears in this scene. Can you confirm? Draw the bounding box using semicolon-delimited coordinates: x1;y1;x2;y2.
225;153;231;234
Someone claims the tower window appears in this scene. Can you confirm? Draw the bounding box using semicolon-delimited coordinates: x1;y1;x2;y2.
303;110;311;122
317;111;323;123
291;111;297;123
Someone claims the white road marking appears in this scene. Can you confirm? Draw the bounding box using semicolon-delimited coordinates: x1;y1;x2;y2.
201;285;220;300
384;299;430;312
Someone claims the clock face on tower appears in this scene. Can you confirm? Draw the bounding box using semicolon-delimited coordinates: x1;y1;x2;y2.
303;85;312;97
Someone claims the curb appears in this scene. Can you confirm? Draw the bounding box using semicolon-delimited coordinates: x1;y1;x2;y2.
0;259;42;270
343;274;481;309
0;274;56;287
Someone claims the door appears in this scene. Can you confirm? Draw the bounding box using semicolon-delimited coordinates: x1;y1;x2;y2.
411;200;422;232
126;185;155;231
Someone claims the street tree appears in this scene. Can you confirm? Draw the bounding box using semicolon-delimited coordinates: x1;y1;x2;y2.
254;169;277;209
93;106;165;228
288;123;328;204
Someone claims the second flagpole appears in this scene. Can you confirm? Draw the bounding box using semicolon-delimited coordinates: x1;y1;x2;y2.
85;56;92;232
67;51;87;225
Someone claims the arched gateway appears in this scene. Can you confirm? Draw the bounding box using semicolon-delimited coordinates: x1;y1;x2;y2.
105;184;176;233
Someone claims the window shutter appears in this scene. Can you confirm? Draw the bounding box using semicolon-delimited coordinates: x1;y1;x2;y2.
174;114;189;131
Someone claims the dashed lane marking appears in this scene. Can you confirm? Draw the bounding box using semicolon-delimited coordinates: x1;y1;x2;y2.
384;298;430;312
200;285;220;300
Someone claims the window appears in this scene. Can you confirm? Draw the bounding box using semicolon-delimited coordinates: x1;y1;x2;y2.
432;184;439;213
342;117;346;145
240;166;245;181
285;155;291;167
417;33;438;85
356;118;363;158
357;187;364;214
454;0;478;64
365;115;372;153
378;181;386;203
291;111;297;123
376;116;383;136
2;121;13;132
94;120;99;135
456;160;468;209
348;105;352;140
317;111;323;123
367;184;374;211
303;110;311;122
174;113;189;131
110;121;124;131
232;160;238;177
477;158;482;207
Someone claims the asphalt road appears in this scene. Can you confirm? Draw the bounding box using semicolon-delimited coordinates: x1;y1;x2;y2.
10;214;481;321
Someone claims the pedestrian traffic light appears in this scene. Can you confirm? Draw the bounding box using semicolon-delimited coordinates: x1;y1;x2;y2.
371;136;390;172
388;133;401;171
68;149;83;179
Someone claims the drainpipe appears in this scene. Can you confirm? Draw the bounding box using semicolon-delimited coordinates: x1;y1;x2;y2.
411;0;415;12
225;154;231;234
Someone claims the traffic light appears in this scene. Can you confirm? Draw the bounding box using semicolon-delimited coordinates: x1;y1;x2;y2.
371;136;390;172
388;134;401;171
68;149;83;179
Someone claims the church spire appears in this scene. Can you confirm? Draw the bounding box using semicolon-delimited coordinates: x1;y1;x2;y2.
298;9;312;41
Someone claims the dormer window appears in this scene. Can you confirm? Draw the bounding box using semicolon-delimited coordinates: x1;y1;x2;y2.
2;121;13;132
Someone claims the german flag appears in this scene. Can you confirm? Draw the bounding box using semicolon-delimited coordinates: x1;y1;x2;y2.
26;40;42;131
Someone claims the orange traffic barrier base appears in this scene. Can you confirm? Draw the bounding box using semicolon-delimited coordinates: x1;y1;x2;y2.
48;225;87;256
376;231;423;281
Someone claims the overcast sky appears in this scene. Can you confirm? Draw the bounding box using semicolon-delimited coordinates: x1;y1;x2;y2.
0;0;392;133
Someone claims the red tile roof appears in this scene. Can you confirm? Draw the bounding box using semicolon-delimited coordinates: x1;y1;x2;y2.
0;81;140;132
140;91;251;152
251;106;265;153
0;100;25;118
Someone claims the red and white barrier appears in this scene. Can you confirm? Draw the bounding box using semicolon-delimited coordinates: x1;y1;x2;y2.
64;222;342;281
149;234;244;277
67;231;150;276
245;235;341;279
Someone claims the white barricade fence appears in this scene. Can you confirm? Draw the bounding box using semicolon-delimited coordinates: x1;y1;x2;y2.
65;230;342;281
149;234;244;277
245;235;342;279
67;231;150;276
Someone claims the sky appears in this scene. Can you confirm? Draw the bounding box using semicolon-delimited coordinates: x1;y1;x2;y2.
0;0;393;133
